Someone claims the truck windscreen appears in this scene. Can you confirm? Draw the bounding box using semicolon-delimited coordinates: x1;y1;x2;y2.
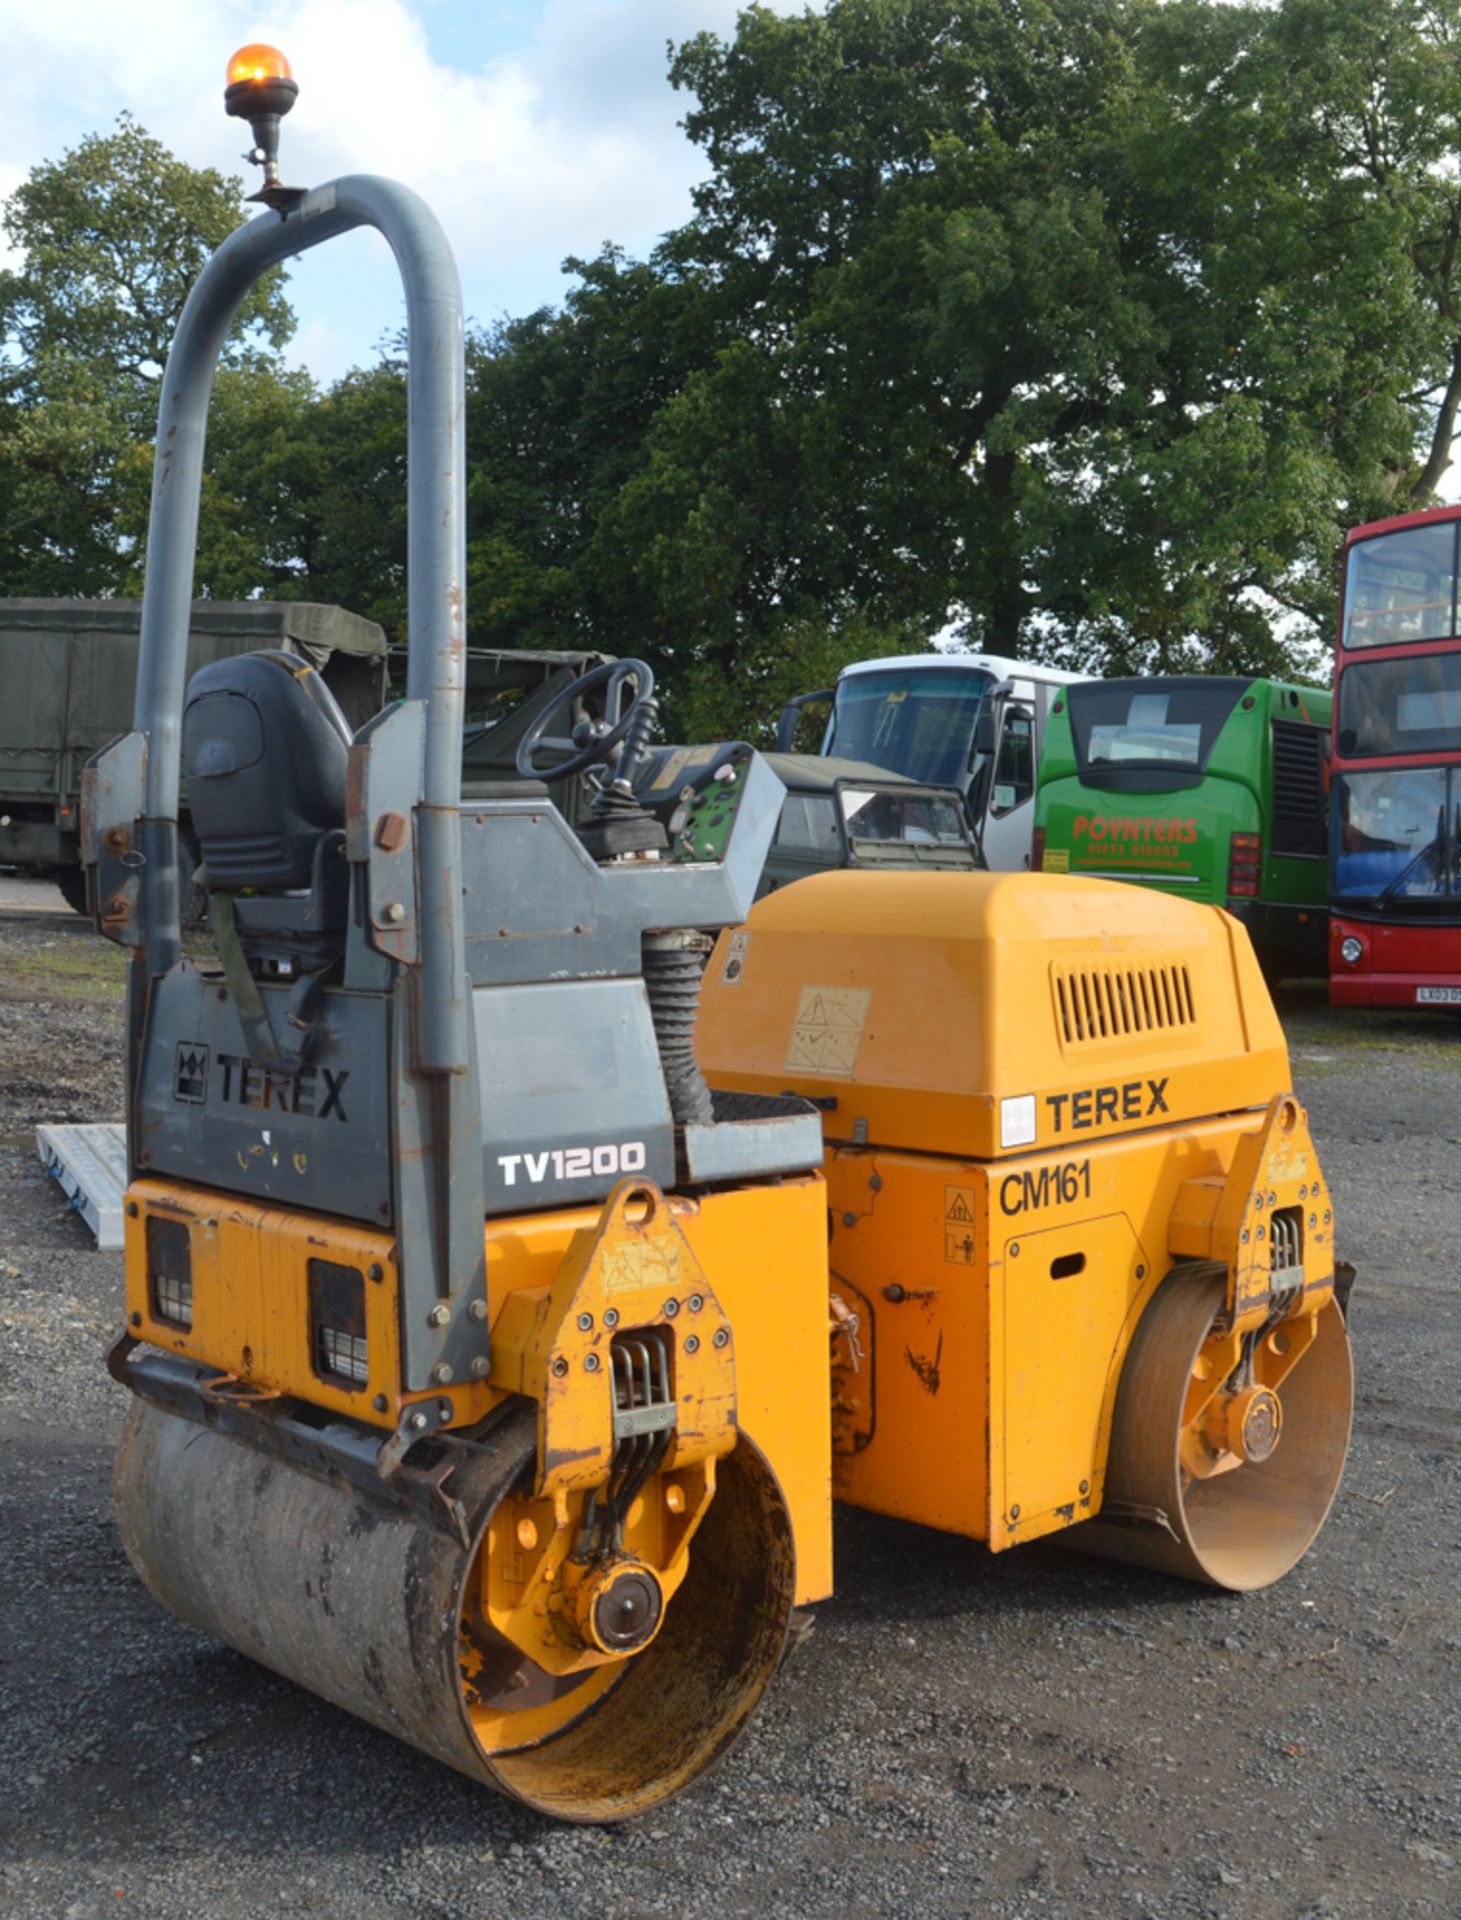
823;667;994;787
1066;678;1251;790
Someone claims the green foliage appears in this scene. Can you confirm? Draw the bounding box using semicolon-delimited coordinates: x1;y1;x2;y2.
0;363;136;594
0;116;293;597
669;613;925;746
0;114;290;386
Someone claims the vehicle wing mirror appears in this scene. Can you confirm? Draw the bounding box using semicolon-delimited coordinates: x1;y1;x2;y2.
973;705;1000;757
775;687;836;754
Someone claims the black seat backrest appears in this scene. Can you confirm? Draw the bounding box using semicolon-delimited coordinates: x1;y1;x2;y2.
184;650;352;889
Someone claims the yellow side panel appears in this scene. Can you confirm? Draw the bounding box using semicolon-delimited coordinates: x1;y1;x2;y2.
822;1148;990;1537
820;1112;1293;1551
673;1179;833;1604
124;1191;406;1423
697;869;1290;1163
996;1212;1145;1544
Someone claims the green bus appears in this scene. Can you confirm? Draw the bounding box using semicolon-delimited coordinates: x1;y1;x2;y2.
1034;675;1333;981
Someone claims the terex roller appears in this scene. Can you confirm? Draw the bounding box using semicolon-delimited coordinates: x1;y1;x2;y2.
84;48;1351;1824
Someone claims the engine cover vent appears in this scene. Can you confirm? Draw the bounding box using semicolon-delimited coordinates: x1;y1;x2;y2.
1053;962;1195;1046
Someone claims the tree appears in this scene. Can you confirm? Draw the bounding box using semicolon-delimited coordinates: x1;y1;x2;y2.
581;0;1461;680
0;116;293;597
0;114;290;387
1128;0;1461;643
463;249;717;658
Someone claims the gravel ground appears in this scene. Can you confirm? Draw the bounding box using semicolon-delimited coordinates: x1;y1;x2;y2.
0;912;1457;1920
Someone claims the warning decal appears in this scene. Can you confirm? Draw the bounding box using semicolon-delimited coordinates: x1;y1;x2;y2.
786;985;871;1077
944;1184;977;1264
722;929;750;987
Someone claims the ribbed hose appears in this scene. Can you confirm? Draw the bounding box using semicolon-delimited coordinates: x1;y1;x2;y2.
642;933;714;1128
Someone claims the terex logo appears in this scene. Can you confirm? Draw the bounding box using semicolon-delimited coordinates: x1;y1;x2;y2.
215;1052;351;1123
1046;1077;1169;1133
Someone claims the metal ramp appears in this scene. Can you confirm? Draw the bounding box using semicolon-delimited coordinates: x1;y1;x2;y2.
35;1123;127;1249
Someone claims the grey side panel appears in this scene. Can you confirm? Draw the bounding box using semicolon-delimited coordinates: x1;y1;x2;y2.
462;808;630;984
475;980;675;1213
134;967;393;1223
347;700;426;970
682;1107;824;1184
81;730;149;950
462;753;787;989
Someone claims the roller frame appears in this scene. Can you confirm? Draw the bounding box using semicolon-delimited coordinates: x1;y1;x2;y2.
107;1334;477;1546
1169;1090;1338;1332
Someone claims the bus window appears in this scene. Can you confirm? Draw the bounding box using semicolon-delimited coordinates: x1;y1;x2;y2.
1066;678;1250;789
991;708;1034;814
1343;522;1459;649
1336;652;1461;757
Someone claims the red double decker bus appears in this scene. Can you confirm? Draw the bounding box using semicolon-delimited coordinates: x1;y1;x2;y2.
1330;505;1461;1006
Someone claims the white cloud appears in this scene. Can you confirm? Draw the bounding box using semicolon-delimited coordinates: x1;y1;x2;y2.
2;1;815;374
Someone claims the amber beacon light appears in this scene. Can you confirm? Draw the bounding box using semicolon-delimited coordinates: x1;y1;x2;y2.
224;43;300;209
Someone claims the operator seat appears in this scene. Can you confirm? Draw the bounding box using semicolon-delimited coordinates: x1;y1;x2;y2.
183;651;353;1064
184;649;351;888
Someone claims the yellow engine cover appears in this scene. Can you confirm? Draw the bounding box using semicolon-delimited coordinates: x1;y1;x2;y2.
697;870;1290;1159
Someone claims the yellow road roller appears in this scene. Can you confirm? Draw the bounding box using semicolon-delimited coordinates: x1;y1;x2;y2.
697;868;1353;1593
82;47;1351;1827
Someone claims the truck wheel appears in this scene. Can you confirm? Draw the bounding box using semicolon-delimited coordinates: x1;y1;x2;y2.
55;865;90;916
58;842;206;925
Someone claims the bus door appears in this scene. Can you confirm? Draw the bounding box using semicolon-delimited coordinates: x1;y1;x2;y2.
976;696;1037;868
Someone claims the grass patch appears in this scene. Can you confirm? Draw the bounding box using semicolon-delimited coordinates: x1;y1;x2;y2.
2;940;129;999
1279;1004;1461;1060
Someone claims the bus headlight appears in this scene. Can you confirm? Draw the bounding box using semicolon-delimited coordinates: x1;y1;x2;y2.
1339;936;1364;966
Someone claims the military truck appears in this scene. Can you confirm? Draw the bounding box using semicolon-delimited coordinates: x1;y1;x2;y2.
0;600;389;911
757;754;981;891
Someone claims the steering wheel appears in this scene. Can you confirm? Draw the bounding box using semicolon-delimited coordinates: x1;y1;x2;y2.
515;659;657;783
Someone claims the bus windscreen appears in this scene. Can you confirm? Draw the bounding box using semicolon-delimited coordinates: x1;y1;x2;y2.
1343;522;1460;650
1333;767;1461;905
1066;678;1250;788
824;667;994;786
1336;652;1461;757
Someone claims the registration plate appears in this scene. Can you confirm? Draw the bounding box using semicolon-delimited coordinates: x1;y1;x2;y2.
1415;986;1461;1004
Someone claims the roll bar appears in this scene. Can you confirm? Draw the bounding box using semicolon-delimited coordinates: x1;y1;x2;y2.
132;176;470;1074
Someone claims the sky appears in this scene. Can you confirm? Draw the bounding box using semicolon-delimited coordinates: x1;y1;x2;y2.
1;1;812;384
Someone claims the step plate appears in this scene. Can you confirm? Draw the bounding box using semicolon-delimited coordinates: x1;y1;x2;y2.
35;1122;127;1248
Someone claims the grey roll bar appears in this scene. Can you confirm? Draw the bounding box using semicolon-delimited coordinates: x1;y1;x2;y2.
132;176;470;1077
